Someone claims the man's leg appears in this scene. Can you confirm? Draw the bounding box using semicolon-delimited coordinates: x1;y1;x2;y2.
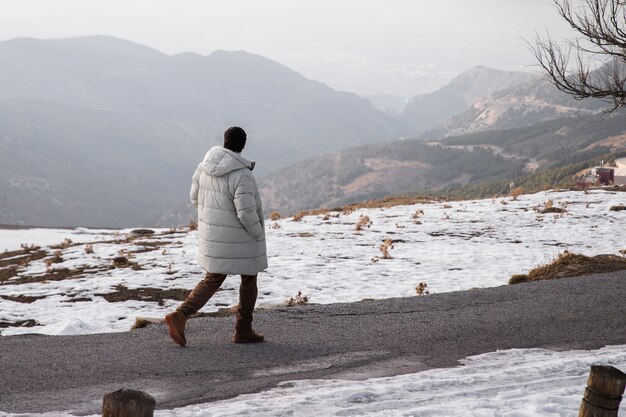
233;274;264;343
165;272;227;346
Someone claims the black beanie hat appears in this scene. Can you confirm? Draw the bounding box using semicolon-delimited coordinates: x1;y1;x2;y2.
224;126;247;153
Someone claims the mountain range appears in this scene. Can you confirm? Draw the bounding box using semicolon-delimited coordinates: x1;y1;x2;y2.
0;36;618;227
0;36;406;227
258;112;626;215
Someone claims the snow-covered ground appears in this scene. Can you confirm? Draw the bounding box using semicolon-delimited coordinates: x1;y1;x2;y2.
1;189;625;337
1;188;625;416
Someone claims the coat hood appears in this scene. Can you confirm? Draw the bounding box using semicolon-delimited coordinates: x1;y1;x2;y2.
201;146;255;177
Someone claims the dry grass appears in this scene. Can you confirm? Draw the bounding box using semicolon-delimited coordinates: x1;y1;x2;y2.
291;211;305;222
379;239;394;259
44;250;64;268
50;238;73;250
188;220;198;231
84;244;94;254
538;199;567;214
355;215;372;231
286;291;309;307
509;187;525;200
509;251;626;284
269;211;281;221
415;282;430;296
283;195;441;220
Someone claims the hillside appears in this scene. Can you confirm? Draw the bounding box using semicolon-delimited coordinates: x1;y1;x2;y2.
401;66;537;134
425;77;607;138
0;36;407;227
259;112;626;215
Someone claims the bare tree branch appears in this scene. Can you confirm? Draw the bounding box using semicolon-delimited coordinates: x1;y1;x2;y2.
532;0;626;113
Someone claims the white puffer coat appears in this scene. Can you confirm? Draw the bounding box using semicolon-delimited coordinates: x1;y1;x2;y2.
190;146;267;275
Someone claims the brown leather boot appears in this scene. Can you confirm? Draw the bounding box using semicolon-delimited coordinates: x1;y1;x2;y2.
166;273;227;347
233;274;264;343
165;310;187;347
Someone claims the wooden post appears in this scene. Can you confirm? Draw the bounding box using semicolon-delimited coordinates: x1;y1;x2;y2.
579;365;626;417
102;389;156;417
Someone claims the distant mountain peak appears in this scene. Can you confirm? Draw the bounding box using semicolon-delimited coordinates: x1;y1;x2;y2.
401;65;537;134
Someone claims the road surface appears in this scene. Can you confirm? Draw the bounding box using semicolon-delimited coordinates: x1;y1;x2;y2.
1;271;625;414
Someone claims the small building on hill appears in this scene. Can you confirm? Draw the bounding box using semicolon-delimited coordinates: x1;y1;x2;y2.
576;167;622;186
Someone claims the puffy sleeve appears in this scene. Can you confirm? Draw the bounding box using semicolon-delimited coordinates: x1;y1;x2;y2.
234;171;264;238
189;163;202;207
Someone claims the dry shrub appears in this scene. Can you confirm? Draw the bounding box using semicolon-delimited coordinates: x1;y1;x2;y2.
188;220;198;231
412;209;424;219
20;243;38;252
45;250;64;268
537;199;567;214
112;256;130;267
509;187;525;200
509;251;626;284
292;211;305;222
271;222;281;229
84;244;94;254
51;238;73;249
342;206;356;216
509;274;529;284
286;291;309;307
442;204;452;209
610;204;626;211
379;239;394;259
396;223;406;229
355;214;372;231
415;282;430;296
321;214;330;221
269;211;281;220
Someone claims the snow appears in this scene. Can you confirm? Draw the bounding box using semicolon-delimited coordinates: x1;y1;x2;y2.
1;344;624;416
1;188;625;416
1;189;625;337
156;345;626;417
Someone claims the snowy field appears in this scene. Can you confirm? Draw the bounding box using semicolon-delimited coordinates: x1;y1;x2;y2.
1;188;625;336
1;188;625;416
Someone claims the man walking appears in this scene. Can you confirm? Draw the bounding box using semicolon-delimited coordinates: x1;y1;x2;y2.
165;126;267;346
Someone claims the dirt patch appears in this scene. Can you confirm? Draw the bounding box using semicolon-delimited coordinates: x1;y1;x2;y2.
0;248;47;268
2;265;112;286
100;284;192;305
509;251;626;284
541;207;566;214
0;265;19;282
130;240;174;254
0;294;46;303
0;319;39;328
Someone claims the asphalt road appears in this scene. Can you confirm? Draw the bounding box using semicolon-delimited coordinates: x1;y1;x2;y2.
1;271;625;414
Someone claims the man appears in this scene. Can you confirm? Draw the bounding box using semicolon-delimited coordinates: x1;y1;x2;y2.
165;126;267;346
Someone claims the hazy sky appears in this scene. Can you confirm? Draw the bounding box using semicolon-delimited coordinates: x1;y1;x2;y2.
0;0;574;97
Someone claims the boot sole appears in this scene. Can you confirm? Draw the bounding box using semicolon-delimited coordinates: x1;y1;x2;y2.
233;336;265;344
